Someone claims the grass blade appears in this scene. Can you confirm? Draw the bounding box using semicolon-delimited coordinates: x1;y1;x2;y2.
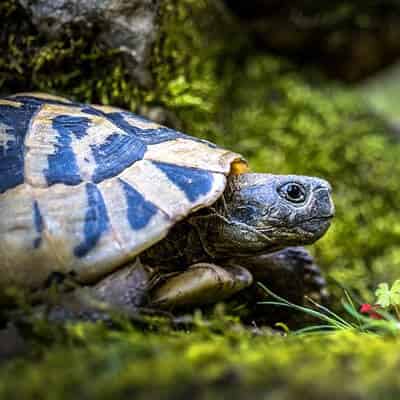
294;325;340;335
258;283;351;330
305;296;356;329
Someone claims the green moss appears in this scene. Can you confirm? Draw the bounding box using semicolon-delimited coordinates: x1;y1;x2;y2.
1;320;400;399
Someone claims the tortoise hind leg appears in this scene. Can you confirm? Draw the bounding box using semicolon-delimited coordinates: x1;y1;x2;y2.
91;258;154;310
27;259;155;323
151;263;253;309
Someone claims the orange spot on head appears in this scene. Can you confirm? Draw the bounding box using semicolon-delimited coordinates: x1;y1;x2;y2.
230;159;249;175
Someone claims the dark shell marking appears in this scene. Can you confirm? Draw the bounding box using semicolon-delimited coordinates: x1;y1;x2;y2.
119;178;158;230
74;183;110;258
33;200;44;249
0;100;41;193
154;162;214;202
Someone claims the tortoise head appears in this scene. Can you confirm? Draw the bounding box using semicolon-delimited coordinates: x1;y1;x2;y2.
193;173;334;256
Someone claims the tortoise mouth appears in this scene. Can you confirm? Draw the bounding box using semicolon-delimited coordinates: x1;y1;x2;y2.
298;216;333;239
300;215;334;224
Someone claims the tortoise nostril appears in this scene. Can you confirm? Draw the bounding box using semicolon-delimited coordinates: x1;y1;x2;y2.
315;183;332;192
314;188;335;217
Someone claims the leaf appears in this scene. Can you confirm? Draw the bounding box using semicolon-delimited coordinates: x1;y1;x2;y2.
391;280;400;291
375;283;392;308
389;280;400;306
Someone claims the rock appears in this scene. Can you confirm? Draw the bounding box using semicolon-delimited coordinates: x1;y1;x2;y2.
18;0;160;86
0;324;27;362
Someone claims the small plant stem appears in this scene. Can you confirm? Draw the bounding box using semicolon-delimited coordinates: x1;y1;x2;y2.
393;305;400;320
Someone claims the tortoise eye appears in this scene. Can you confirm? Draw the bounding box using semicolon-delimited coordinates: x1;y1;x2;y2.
279;183;306;203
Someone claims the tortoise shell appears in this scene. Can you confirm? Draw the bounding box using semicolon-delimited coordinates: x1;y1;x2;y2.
0;93;246;290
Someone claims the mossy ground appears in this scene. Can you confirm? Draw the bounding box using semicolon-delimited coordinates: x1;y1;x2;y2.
2;317;400;400
1;0;400;398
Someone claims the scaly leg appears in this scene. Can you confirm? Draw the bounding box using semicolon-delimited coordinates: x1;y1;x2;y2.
228;247;329;323
239;246;329;305
91;258;154;310
20;259;156;323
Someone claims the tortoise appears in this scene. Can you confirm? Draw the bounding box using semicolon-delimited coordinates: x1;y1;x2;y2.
0;93;334;311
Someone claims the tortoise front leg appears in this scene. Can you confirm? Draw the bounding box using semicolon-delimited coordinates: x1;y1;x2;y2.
228;247;329;320
151;263;253;309
243;247;329;305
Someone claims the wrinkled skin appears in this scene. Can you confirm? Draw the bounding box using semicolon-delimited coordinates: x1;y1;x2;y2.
91;173;334;312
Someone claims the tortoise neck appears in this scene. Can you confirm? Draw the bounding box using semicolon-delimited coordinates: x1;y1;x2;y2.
141;217;212;268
